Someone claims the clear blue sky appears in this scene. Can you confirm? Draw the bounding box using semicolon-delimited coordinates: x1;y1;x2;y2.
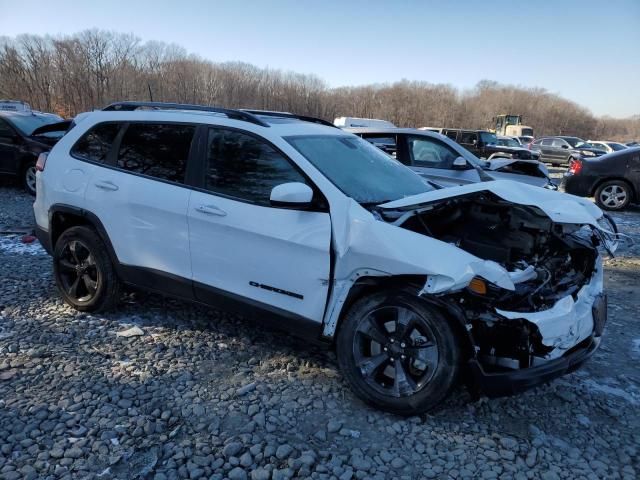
1;0;639;117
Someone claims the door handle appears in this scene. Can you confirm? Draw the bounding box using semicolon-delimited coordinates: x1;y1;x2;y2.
195;204;227;217
94;180;119;191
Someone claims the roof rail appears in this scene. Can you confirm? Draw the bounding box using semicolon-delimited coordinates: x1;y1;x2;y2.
102;101;270;128
240;109;337;128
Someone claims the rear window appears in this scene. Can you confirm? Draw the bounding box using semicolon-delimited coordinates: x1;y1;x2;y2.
71;123;121;163
116;123;195;184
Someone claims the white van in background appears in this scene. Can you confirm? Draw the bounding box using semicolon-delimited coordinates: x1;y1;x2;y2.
333;116;395;128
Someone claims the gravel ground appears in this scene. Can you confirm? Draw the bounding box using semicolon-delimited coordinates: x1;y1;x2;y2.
1;178;639;480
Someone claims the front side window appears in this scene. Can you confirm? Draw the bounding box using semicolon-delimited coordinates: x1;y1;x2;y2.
117;123;195;183
408;136;459;168
71;123;121;163
551;138;568;148
286;134;432;205
0;119;16;139
204;128;308;206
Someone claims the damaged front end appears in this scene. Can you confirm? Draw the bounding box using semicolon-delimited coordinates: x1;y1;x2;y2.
378;186;609;396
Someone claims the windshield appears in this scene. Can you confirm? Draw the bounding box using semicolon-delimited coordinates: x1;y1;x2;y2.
608;142;627;151
480;132;497;145
286;135;433;204
7;114;61;136
497;137;520;147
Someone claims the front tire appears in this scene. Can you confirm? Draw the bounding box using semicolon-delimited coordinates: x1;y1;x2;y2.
595;180;632;211
53;226;121;312
21;161;37;196
336;291;461;415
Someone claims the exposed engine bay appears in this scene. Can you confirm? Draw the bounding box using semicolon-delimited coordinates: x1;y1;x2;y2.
378;191;603;371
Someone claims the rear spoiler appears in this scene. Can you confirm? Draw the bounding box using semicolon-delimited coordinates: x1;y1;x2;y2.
31;120;72;137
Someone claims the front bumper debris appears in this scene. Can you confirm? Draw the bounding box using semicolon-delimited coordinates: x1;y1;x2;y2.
469;334;601;397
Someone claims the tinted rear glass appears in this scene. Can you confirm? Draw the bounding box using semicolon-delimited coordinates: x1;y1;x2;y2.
71;123;121;163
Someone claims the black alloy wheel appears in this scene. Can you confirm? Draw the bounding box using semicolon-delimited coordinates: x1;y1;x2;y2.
53;226;121;312
57;239;99;303
353;305;439;398
337;291;461;415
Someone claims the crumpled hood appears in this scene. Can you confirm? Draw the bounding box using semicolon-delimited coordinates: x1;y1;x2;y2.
484;158;549;177
380;180;603;226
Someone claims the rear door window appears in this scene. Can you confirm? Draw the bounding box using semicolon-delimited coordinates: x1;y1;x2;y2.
459;131;478;145
71;123;121;163
541;138;553;146
116;123;195;184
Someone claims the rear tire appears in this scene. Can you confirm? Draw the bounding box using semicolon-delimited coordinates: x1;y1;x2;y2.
53;226;121;312
595;180;632;211
336;291;461;415
20;161;37;196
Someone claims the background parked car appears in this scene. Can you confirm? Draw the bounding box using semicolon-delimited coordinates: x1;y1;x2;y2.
561;146;640;210
496;135;522;147
587;140;628;154
519;135;534;146
439;128;541;161
530;136;606;167
348;127;556;189
0;103;64;194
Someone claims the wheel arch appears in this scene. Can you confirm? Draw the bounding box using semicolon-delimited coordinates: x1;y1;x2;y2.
49;204;120;266
325;274;475;358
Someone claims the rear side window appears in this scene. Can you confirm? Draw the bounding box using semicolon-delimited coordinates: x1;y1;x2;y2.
459;132;478;144
204;128;307;206
70;123;120;163
116;123;195;184
541;138;553;146
444;130;458;140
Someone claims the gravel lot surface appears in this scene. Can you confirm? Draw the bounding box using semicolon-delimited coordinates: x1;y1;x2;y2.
1;177;639;480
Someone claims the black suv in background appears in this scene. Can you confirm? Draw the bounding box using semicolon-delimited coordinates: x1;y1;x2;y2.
530;136;606;166
0;107;64;194
440;128;540;161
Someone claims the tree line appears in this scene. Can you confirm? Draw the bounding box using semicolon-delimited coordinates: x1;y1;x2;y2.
1;31;638;141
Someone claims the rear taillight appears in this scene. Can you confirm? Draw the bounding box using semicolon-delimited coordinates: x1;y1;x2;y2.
35;152;48;172
568;158;583;175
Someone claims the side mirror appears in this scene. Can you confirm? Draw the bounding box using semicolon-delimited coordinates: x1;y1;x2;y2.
270;182;314;208
452;156;468;170
561;144;569;149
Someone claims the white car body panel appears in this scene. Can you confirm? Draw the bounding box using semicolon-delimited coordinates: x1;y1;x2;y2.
84;169;193;279
187;189;332;322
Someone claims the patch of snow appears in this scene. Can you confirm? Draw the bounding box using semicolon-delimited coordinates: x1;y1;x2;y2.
581;378;640;405
0;235;46;256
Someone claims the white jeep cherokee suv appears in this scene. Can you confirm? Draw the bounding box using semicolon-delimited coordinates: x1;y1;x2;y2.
34;102;611;414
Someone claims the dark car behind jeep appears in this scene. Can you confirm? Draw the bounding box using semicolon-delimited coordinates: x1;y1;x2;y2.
440;128;540;161
0;107;64;194
562;147;640;211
